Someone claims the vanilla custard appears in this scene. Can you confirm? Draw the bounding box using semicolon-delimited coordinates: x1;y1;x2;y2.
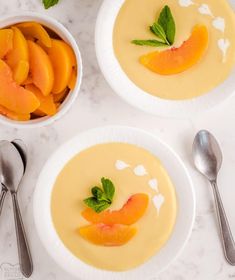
113;0;235;100
51;143;177;271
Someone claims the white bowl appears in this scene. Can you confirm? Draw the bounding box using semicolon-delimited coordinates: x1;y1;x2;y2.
95;0;235;118
0;12;82;128
33;126;195;280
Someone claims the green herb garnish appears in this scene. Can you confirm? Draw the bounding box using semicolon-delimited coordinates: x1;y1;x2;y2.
158;5;176;45
83;178;115;213
43;0;59;9
150;22;170;46
131;39;168;47
132;5;176;48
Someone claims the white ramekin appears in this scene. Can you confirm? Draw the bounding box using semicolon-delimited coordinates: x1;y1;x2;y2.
0;12;83;128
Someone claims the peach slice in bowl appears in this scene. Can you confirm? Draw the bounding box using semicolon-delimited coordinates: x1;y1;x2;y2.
0;12;82;128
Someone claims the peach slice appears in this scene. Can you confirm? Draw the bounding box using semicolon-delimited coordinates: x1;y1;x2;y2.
82;193;149;225
55;102;61;110
27;40;54;96
0;59;39;114
78;224;137;246
0;29;13;58
67;44;76;67
13;60;29;85
48;39;75;94
16;22;52;48
32;109;46;117
22;74;33;85
140;25;208;75
25;84;56;116
68;68;77;90
0;104;30;121
53;88;69;103
5;26;29;84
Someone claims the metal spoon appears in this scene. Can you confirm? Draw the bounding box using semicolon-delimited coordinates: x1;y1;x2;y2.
0;140;27;216
0;141;33;277
12;140;27;169
0;141;9;215
193;130;235;265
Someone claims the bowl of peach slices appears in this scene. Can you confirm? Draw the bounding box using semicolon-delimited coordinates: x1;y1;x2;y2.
0;13;82;127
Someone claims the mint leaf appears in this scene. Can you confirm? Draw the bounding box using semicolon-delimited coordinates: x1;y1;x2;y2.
131;5;176;48
83;197;97;208
158;5;175;45
132;39;167;47
83;178;115;213
95;202;111;213
150;23;169;45
101;178;115;201
83;197;110;213
42;0;59;9
91;187;104;200
91;186;110;202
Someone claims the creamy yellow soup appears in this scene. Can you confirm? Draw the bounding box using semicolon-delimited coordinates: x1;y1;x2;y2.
51;143;177;271
113;0;235;100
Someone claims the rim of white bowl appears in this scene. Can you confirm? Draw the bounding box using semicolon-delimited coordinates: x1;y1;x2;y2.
0;12;83;128
33;125;195;280
95;0;235;118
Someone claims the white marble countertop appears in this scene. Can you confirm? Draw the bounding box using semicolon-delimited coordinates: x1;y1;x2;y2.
1;0;235;279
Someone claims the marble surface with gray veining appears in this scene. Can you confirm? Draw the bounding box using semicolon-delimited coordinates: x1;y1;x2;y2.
0;0;235;279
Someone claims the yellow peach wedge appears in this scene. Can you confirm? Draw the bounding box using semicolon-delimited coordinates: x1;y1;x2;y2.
22;74;33;85
140;25;208;75
0;29;13;58
78;224;137;246
48;39;76;94
82;193;149;225
27;40;54;96
25;84;57;116
32;109;46;117
53;88;69;103
55;102;61;110
0;104;30;121
16;22;52;48
5;26;29;84
68;68;77;90
13;60;29;86
0;59;39;114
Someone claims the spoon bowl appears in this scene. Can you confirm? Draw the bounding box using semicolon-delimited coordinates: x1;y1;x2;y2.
0;140;27;216
0;140;11;214
193;130;222;182
12;140;27;171
0;141;24;192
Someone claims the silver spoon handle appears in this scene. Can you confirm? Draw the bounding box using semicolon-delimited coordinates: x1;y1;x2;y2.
12;193;33;277
211;181;235;265
0;188;7;215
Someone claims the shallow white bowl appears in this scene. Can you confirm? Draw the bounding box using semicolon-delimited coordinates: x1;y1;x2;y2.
95;0;235;118
0;12;82;128
34;126;195;280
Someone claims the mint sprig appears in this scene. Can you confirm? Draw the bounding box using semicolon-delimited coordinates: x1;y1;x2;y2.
132;5;176;48
83;178;115;213
150;22;170;46
43;0;59;9
158;5;176;45
131;39;167;47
